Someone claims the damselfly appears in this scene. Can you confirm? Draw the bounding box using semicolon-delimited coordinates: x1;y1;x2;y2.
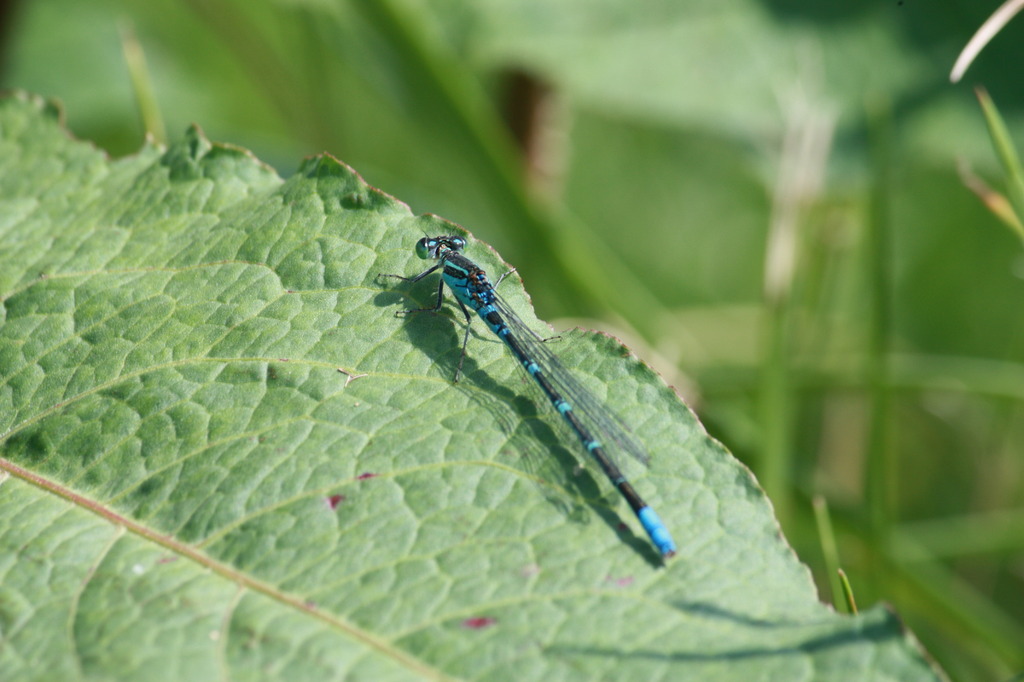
381;236;676;558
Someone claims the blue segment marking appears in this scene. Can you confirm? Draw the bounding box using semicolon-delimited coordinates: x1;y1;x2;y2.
383;235;677;559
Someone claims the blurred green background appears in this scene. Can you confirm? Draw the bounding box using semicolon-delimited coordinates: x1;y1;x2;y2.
3;0;1024;679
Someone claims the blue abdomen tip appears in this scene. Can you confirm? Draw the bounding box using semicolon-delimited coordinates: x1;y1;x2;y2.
638;507;677;558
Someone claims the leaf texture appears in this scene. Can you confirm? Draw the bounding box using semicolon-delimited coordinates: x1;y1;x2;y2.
0;93;938;681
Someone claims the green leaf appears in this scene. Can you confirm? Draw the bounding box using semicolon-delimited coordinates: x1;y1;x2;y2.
0;92;938;681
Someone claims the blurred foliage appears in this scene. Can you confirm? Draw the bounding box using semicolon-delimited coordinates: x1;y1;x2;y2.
3;0;1024;679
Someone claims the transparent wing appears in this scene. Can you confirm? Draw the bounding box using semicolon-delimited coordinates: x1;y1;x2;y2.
488;292;651;469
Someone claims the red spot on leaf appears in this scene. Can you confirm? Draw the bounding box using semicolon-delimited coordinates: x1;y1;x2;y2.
326;494;345;510
462;617;496;630
357;472;378;480
605;575;635;588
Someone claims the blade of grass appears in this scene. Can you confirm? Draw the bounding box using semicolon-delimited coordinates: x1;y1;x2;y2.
837;569;858;615
976;87;1024;240
758;89;835;527
119;20;166;145
813;494;847;612
956;158;1024;237
864;96;895;555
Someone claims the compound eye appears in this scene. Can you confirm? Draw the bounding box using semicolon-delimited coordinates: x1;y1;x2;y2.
415;238;435;260
450;237;466;251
